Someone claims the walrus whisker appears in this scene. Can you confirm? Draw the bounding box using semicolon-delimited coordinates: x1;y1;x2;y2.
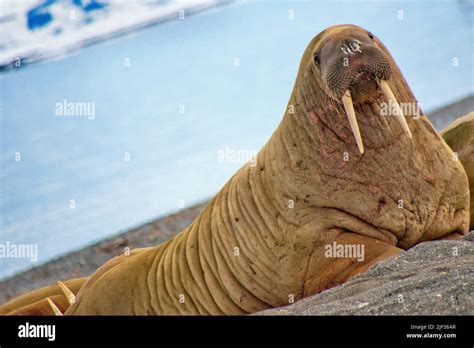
378;80;412;138
57;280;76;305
341;90;364;154
46;298;63;316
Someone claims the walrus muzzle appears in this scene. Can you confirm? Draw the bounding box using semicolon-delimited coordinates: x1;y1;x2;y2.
315;30;412;153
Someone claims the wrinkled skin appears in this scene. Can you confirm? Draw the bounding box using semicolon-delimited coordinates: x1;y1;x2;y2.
0;24;469;315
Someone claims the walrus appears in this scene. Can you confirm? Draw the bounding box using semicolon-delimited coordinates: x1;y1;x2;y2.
1;24;469;315
441;112;474;230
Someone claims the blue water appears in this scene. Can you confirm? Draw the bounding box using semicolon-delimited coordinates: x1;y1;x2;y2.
0;0;472;279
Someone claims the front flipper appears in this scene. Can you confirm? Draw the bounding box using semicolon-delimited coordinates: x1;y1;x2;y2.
303;231;403;297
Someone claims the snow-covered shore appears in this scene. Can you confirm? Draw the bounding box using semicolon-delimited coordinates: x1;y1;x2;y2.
0;0;224;70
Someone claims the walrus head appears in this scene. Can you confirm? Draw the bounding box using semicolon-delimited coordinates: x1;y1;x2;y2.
276;24;470;252
308;25;412;153
316;28;392;102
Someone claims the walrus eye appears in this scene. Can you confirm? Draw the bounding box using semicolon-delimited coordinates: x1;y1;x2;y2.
313;53;320;65
368;32;374;40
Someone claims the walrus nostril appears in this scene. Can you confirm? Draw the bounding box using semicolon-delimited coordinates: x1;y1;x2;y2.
340;39;362;55
349;40;361;53
341;45;351;55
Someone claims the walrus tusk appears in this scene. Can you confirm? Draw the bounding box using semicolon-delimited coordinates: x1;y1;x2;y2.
379;80;412;138
57;280;76;305
46;298;63;316
341;90;364;154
